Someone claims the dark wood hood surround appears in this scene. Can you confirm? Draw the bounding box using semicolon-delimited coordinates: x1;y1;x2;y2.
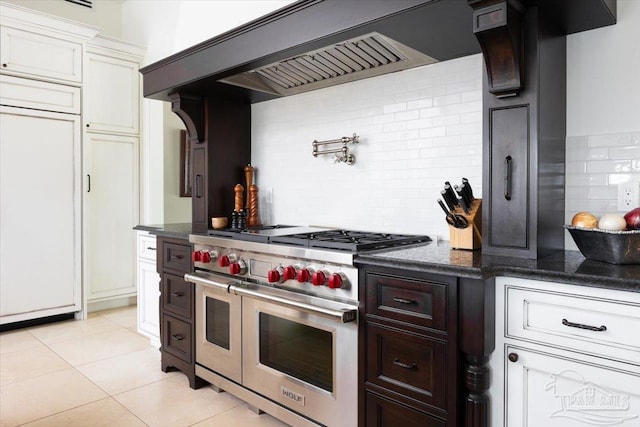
140;0;616;247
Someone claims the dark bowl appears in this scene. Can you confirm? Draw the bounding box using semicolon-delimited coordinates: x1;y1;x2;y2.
566;225;640;265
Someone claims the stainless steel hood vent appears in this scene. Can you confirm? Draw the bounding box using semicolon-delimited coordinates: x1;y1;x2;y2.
218;32;437;96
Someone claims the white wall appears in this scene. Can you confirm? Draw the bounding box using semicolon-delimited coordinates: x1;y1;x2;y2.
121;0;294;224
252;55;483;239
565;0;640;249
2;0;122;37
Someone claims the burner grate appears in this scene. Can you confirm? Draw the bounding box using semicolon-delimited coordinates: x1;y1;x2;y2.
271;230;431;252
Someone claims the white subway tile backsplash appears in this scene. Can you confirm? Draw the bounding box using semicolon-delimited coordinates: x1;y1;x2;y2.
565;131;640;250
251;53;636;247
586;160;632;174
587;132;633;147
610;145;640;160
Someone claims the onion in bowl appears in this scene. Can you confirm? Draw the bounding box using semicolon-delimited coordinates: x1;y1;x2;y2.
624;207;640;230
571;211;598;229
597;213;627;231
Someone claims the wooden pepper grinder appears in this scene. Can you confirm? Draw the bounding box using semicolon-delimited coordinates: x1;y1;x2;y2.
234;184;244;212
248;185;259;227
244;164;254;210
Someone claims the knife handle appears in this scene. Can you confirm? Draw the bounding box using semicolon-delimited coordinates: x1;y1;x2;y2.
462;177;474;200
441;190;455;211
437;199;450;215
444;184;459;206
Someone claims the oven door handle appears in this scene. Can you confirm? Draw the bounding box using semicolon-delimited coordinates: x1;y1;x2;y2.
232;285;358;324
185;272;357;324
185;272;234;293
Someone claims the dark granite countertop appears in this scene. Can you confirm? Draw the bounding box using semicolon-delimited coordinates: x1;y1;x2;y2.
134;223;204;240
355;241;640;292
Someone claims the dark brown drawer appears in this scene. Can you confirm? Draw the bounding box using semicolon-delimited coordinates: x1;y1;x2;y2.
366;322;447;409
365;391;445;427
366;272;447;331
162;273;192;319
162;315;192;363
163;242;191;273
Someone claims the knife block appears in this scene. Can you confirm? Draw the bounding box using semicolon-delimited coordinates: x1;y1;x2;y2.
449;199;482;250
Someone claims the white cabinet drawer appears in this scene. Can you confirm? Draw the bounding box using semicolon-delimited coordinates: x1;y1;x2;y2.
1;26;83;84
138;233;157;261
0;75;80;114
506;286;640;365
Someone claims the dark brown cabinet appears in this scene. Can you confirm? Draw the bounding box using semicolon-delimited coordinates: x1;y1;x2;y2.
360;269;458;426
170;94;251;233
157;236;205;389
476;2;568;259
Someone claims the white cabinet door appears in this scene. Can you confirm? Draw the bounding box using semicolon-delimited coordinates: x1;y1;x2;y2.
505;345;640;427
0;25;83;84
84;52;140;135
85;133;139;302
138;258;160;345
0;106;81;323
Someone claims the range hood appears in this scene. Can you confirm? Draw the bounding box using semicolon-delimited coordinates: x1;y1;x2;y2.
140;0;617;104
218;32;437;96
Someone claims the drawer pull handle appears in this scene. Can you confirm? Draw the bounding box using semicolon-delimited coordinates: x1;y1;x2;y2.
171;255;184;260
392;297;416;305
508;352;519;363
146;247;157;251
170;292;184;297
562;318;607;332
393;358;417;370
171;334;184;341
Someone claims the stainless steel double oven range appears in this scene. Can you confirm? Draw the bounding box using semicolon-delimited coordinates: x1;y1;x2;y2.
186;226;430;427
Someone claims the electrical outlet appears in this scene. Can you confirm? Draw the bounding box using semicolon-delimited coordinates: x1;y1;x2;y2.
266;187;273;204
618;180;640;211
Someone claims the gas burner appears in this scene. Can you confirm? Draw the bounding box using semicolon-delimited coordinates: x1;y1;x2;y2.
271;229;431;252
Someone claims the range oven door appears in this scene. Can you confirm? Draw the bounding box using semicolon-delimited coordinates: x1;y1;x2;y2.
193;272;242;384
242;288;358;427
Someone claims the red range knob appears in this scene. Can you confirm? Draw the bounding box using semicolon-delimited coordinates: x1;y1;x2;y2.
192;251;202;262
282;266;297;281
267;269;281;283
218;255;230;267
328;273;343;289
201;251;212;263
312;271;326;286
229;262;241;275
297;268;310;283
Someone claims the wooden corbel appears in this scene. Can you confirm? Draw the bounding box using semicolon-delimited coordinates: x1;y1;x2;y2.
469;0;525;98
169;92;204;144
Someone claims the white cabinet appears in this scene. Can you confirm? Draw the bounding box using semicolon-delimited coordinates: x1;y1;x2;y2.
84;39;141;135
0;3;97;324
0;25;83;84
0;106;82;324
0;2;97;84
137;231;160;346
505;345;640;427
490;277;640;427
83;36;144;309
0;74;81;114
84;132;139;302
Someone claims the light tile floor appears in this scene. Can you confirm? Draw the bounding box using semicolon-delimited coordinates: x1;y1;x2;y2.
0;306;289;427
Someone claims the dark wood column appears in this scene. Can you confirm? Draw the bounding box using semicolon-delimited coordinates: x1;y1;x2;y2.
459;277;495;427
169;93;251;232
470;0;567;259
